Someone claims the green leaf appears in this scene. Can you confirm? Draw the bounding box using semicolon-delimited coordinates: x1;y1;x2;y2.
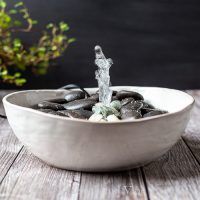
29;46;37;52
51;46;57;51
14;72;21;78
13;39;22;48
32;20;37;25
9;9;17;14
0;13;11;28
14;2;24;8
3;46;12;53
68;38;76;44
16;54;22;60
55;35;65;43
0;69;7;76
46;23;53;29
59;22;69;31
0;2;74;86
14;20;22;26
38;47;46;52
15;78;26;86
0;0;6;8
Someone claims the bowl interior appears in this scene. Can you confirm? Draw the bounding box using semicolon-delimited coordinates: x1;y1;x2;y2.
4;86;194;115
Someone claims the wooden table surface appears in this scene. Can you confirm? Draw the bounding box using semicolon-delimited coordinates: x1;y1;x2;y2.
0;90;200;200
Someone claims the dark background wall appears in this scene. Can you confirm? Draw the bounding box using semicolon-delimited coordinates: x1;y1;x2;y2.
1;0;200;89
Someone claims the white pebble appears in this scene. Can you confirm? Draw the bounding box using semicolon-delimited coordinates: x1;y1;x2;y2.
89;113;103;122
106;114;120;122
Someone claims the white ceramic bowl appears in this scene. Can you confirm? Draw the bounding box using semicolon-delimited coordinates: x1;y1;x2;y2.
3;86;194;172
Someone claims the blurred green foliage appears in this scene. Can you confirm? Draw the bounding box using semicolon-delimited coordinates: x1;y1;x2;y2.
0;0;75;86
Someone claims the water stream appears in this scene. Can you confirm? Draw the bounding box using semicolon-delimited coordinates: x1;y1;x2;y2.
94;45;113;106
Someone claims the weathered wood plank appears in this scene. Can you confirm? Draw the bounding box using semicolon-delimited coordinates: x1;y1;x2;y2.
140;90;200;200
0;148;81;200
143;139;200;200
0;119;23;184
183;90;200;163
0;141;147;200
79;169;148;200
0;90;23;185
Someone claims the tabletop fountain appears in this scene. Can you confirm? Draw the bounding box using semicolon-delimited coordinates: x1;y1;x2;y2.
32;45;167;121
3;46;194;171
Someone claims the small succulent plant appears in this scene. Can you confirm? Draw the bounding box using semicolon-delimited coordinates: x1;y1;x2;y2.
92;101;121;119
0;0;75;86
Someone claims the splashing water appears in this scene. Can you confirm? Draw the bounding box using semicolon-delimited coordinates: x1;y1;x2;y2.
94;45;113;106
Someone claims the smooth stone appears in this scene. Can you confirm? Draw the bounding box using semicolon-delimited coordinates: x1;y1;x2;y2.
50;111;66;116
132;101;143;111
63;99;97;110
143;110;167;118
140;107;155;115
65;91;85;102
111;91;118;101
112;96;118;101
32;104;39;109
58;109;93;119
38;101;65;111
120;107;142;119
140;101;155;115
121;98;134;106
48;98;67;104
36;108;54;113
116;90;144;101
37;108;66;116
112;91;118;96
142;101;155;109
122;100;143;112
95;90;117;97
95;90;117;95
89;93;99;101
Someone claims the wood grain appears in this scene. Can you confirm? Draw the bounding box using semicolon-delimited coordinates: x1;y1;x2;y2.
0;139;148;200
0;148;81;200
0;91;23;185
143;139;200;200
0;145;147;200
79;169;147;200
183;90;200;163
0;119;23;184
137;90;200;200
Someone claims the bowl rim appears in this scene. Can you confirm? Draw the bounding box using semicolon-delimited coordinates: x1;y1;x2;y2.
3;86;195;124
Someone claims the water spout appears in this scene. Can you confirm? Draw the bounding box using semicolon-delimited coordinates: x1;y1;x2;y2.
94;45;113;106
